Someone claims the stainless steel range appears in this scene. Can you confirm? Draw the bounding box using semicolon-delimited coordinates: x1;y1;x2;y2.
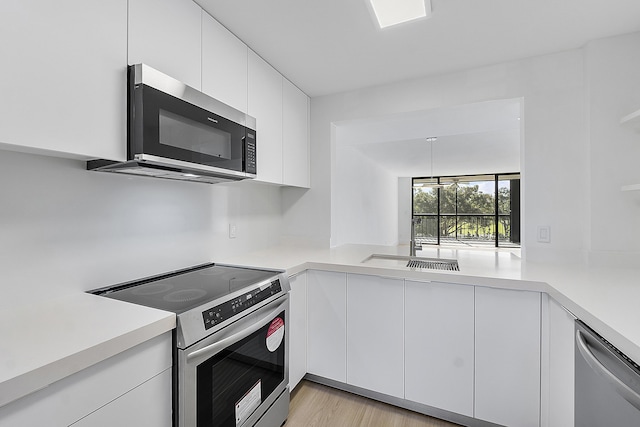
91;263;290;427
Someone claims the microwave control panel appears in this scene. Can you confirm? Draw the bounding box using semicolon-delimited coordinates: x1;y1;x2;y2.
245;130;257;174
202;279;281;329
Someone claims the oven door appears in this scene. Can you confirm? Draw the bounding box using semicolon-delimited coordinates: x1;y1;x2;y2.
178;295;289;427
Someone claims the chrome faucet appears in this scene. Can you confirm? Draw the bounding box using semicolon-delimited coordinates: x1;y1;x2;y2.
410;217;422;256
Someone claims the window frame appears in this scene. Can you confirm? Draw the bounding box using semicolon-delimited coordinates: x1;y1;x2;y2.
412;173;520;248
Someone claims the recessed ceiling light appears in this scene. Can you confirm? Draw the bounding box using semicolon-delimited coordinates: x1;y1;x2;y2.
368;0;432;29
183;173;199;178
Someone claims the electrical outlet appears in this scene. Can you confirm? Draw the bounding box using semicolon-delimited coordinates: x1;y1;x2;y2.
229;224;237;239
537;226;550;243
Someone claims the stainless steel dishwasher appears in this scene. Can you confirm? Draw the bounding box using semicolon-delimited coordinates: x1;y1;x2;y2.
575;320;640;426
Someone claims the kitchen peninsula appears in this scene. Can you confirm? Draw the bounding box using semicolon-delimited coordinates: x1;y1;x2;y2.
1;242;639;427
219;242;640;364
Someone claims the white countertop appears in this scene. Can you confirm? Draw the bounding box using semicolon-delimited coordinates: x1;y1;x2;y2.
3;242;639;410
0;293;175;408
218;243;640;365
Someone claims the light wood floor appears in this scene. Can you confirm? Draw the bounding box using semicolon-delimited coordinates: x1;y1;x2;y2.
285;380;461;427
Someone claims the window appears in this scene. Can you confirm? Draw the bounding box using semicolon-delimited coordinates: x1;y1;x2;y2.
412;174;520;248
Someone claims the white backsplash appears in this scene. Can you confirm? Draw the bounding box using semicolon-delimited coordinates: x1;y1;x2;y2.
0;149;283;307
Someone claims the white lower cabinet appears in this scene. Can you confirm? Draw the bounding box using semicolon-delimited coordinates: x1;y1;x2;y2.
0;332;172;426
289;272;308;390
404;280;475;417
542;295;575;427
346;274;404;398
71;369;171;426
303;270;544;426
306;270;347;382
475;286;541;427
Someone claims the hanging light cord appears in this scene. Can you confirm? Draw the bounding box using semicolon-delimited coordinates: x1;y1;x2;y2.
428;137;437;184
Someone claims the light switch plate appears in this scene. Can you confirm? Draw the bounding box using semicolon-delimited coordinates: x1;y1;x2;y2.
229;223;237;239
537;226;550;243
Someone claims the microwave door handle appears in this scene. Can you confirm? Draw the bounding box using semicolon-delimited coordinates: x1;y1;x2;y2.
576;329;640;411
187;299;287;362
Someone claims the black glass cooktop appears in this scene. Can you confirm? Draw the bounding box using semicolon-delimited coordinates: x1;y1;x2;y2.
96;263;279;314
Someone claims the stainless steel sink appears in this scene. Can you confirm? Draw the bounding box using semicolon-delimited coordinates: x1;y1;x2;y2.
361;254;460;271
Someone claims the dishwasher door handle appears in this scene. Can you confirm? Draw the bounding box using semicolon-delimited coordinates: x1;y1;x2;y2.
576;329;640;411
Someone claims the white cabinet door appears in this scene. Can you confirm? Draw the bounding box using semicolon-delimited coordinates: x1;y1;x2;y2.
248;50;283;184
306;270;346;382
346;274;404;398
542;295;575;427
128;0;202;90
289;272;308;390
475;287;541;427
70;369;171;427
282;79;310;188
0;0;127;160
202;12;248;113
0;333;171;426
405;280;474;417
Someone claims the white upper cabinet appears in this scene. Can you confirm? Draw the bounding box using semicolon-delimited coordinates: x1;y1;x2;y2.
248;50;283;184
1;1;309;181
201;13;248;113
283;79;310;188
0;0;127;160
128;0;202;90
405;280;475;417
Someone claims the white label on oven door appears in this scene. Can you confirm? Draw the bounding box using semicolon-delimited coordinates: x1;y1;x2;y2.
235;380;261;426
266;317;285;352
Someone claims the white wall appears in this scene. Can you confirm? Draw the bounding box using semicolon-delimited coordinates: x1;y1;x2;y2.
290;32;640;265
398;177;412;245
0;150;282;307
585;32;640;266
289;47;590;262
331;142;398;247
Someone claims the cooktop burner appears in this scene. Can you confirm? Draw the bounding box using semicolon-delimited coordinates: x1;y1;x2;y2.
164;289;207;303
96;263;280;314
131;282;174;295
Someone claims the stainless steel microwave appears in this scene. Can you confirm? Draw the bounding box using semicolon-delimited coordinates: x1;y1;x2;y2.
88;64;257;184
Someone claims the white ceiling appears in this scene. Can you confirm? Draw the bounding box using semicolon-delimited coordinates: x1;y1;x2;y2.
335;99;521;177
196;0;640;97
335;99;521;146
351;130;521;177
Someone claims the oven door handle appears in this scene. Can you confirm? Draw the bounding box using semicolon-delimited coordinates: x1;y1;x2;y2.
187;299;287;362
576;329;640;411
